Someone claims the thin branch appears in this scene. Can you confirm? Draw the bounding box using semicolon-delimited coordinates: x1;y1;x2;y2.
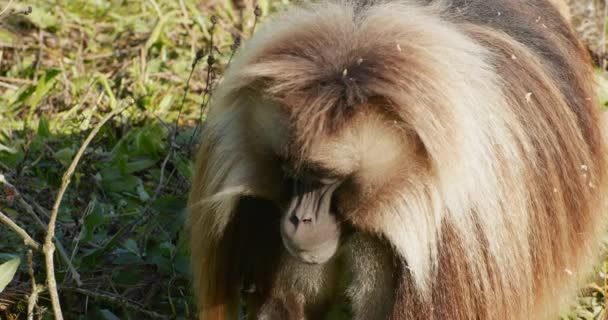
174;50;203;136
0;210;40;250
22;193;50;219
252;5;262;34
0;175;47;227
63;287;170;319
0;41;33;49
0;76;34;85
188;15;218;148
147;0;163;19
27;250;44;320
43;101;132;320
226;34;241;68
0;174;82;286
0;81;18;90
0;0;14;17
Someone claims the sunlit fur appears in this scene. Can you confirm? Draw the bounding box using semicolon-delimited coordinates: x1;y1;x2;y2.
188;0;608;319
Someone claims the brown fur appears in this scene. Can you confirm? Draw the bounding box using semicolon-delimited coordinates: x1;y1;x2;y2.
188;0;608;319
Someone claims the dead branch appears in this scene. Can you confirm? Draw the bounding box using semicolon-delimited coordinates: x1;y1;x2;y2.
0;210;40;250
43;101;132;320
0;174;82;286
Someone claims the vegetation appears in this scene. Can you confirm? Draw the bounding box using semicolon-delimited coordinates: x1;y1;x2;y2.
0;0;605;319
0;0;288;318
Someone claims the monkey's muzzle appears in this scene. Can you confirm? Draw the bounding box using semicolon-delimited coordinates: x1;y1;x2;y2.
280;179;342;264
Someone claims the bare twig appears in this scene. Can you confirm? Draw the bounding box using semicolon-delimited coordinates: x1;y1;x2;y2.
63;287;170;319
226;34;241;67
0;41;37;49
27;250;44;320
43;101;132;320
0;76;34;85
0;210;40;250
178;0;189;21
147;0;163;19
0;0;14;17
1;175;46;227
188;15;218;148
174;48;205;136
252;5;262;34
0;174;82;286
0;81;18;90
21;193;50;219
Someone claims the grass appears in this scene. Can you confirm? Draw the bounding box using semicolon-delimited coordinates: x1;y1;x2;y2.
0;0;289;318
0;0;606;319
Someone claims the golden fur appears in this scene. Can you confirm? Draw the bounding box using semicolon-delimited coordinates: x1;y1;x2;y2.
188;0;608;319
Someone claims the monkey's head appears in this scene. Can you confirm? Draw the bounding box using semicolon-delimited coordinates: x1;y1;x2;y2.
200;1;505;268
245;95;422;264
268;103;421;264
204;2;438;265
230;52;428;264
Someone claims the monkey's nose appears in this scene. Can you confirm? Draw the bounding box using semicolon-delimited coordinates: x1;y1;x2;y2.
289;215;299;226
289;214;313;228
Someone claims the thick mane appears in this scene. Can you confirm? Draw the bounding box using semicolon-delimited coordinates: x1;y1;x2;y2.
188;1;608;319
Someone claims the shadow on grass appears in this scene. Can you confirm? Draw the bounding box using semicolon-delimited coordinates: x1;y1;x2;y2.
0;119;200;319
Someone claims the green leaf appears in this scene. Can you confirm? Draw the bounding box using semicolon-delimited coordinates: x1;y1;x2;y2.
37;116;51;138
154;195;187;234
174;252;190;276
133;124;166;157
123;239;139;255
103;174;139;193
96;74;117;109
146;245;172;272
28;5;60;30
99;167;140;193
80;204;106;244
125;158;158;173
112;267;144;286
26;68;61;126
112;251;143;266
144;13;174;53
0;257;21;293
53;147;75;167
99;309;121;320
157;94;173;113
0;143;17;154
136;181;150;202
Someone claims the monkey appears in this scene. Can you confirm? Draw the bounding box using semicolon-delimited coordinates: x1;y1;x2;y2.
187;0;608;319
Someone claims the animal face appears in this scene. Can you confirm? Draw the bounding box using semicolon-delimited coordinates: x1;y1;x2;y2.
247;101;423;263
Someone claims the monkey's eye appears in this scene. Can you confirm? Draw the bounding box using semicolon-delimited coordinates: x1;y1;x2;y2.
278;156;342;186
316;176;341;185
296;168;342;187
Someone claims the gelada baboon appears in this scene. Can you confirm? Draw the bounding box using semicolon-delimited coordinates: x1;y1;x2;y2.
188;0;608;319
